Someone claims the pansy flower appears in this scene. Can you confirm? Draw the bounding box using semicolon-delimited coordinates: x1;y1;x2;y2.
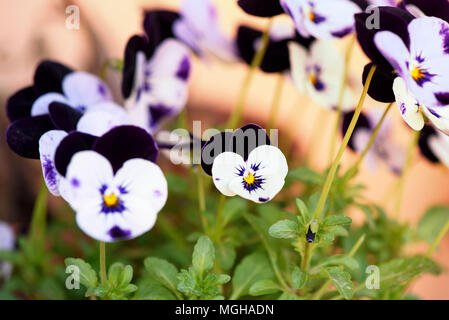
0;221;15;280
343;110;405;174
289;40;354;110
237;20;314;73
418;124;449;166
355;6;415;103
122;35;191;133
399;0;449;22
374;16;449;107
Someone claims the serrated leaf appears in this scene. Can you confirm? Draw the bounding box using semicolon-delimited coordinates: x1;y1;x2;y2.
323;216;352;227
249;280;281;296
268;220;300;239
325;267;354;300
417;206;449;244
292;267;307;289
144;257;179;295
64;258;98;289
192;236;215;279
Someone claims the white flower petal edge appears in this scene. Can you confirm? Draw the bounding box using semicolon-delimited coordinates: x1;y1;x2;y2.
393;77;425;131
428;131;449;168
39;130;68;196
31;92;69;116
62;151;167;242
212;145;288;203
77;103;130;136
62;71;112;107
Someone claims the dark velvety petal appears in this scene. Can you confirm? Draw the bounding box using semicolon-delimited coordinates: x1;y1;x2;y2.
400;0;449;22
237;0;284;17
54;132;97;176
143;10;180;55
93;125;159;173
149;104;174;129
292;32;315;51
236;26;260;67
6;115;55;159
362;63;396;103
418;125;439;163
349;0;370;10
33;60;72;95
342;111;371;151
355;7;414;69
122;35;149;99
231;123;271;160
201;131;234;176
48;102;82;132
6;86;38;122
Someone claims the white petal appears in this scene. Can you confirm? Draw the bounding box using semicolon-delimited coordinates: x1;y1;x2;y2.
39;130;68;196
429;131;449;167
393;77;425;131
0;221;15;251
31;92;69;116
211;152;244;197
62;72;112;108
374;31;410;76
76;104;130;136
422;107;449;135
148;39;192;78
288;41;308;93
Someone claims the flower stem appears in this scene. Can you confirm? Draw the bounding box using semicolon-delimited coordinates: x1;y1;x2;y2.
301;242;312;272
226;19;273;129
329;35;356;163
393;130;419;219
313;65;377;221
196;168;209;232
99;241;107;286
426;219;449;257
267;73;285;130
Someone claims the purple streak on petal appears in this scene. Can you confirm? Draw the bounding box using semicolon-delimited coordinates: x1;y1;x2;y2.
108;226;131;240
149;104;174;128
98;83;108;97
71;178;80;187
118;186;129;194
258;197;269;202
42;156;58;190
400;103;407;115
427;108;442;118
331;27;353;38
176;56;191;81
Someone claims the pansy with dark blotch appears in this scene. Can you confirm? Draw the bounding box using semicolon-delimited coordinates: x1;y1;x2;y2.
289;40;354;110
355;6;415;103
342;110;405;174
237;21;314;73
375;16;449;107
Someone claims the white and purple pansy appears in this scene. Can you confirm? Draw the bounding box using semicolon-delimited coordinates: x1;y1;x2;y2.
173;0;237;62
211;145;288;203
289;40;354;110
122;36;192;133
393;77;449;134
0;221;15;280
280;0;362;39
343;110;405;174
374;16;449;107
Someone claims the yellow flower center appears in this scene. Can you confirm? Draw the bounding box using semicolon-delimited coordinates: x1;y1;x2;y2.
309;74;318;86
309;11;315;22
103;193;119;207
410;66;425;82
244;173;255;185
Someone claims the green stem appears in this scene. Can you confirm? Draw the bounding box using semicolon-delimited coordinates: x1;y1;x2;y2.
196;168;209;232
215;195;226;233
329;35;356;163
393;130;420;219
29;182;48;258
313;65;377;221
301;242;312;272
226;19;273;129
426;219;449;257
267;73;285;130
100;241;107;286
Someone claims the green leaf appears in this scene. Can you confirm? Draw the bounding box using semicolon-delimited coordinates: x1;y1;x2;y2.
268;220;300;239
287;166;323;186
144;257;179;295
64;258;98;289
323;216;352;227
192;236;215;279
134;279;177;300
249;280;281;296
316;255;359;273
292;267;307;289
177;268;201;297
215;243;236;271
325;267;354;300
222;198;247;226
108;263;125;287
231;252;274;299
295;198;310;224
417;206;449;244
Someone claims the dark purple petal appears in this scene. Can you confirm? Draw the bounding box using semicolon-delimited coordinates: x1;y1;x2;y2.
149;104;174;129
201;131;234;176
293;32;315;51
143;10;180;54
342;110;372;151
54;131;97;176
33;60;72;95
122;35;150;99
108;226;131;240
355;7;414;69
237;0;284;17
93;125;159;173
176;56;191;81
435;92;449;106
6;86;38;122
6;115;55;159
362;63;396;103
349;0;370;10
400;0;449;22
48;102;82;132
418;125;440;163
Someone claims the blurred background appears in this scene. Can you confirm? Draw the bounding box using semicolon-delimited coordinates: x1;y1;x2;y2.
0;0;448;298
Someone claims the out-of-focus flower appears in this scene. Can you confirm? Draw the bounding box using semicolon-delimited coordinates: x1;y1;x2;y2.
201;124;271;176
343;110;405;174
355;6;414;103
418;124;449;165
0;221;15;281
236;20;314;73
60;150;167;242
289;40;354;110
122;37;191;133
211;145;288;203
374;17;449;107
280;0;362;39
156;130;204;166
